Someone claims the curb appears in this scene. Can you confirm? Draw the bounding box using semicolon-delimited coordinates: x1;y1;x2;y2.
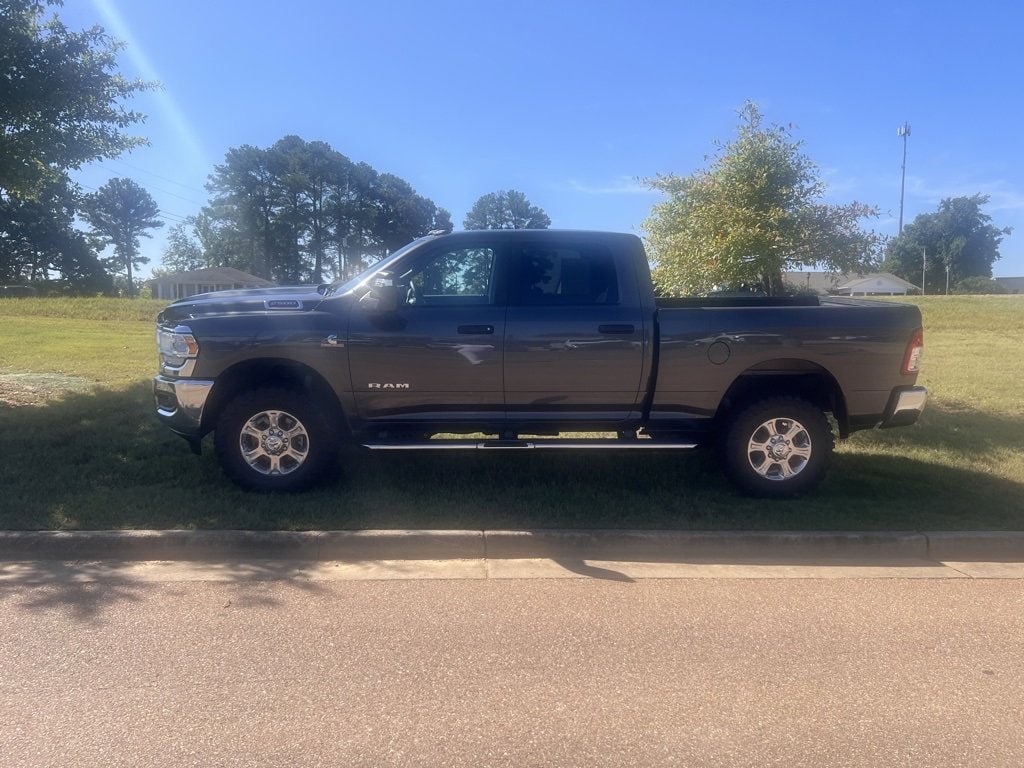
0;530;484;562
1;530;1022;563
484;530;930;563
925;532;1024;562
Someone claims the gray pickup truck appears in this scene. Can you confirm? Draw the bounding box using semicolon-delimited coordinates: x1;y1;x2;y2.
154;229;926;497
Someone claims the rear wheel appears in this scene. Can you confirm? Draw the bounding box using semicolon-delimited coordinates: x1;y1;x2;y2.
214;387;337;491
722;397;833;498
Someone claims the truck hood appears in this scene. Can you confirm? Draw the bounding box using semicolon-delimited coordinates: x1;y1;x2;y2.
156;285;328;325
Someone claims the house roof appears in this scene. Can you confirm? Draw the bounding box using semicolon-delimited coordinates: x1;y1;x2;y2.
995;276;1024;292
150;267;274;285
784;272;845;294
784;271;918;294
837;272;918;291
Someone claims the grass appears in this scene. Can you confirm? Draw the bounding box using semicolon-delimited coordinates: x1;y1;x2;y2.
0;296;165;323
0;295;1022;531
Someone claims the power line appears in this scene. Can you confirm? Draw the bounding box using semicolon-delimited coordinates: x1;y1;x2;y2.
73;182;190;225
106;156;207;195
94;163;207;207
158;210;190;224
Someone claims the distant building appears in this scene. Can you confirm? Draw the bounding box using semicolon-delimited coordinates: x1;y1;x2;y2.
784;272;918;296
150;268;274;301
995;277;1024;294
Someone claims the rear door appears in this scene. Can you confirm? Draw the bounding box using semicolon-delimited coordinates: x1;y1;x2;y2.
503;236;647;424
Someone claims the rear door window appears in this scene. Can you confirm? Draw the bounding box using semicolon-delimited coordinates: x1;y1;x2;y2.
511;244;619;306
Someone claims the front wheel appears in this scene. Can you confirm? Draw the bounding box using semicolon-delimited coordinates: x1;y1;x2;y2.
722;397;833;498
214;387;337;492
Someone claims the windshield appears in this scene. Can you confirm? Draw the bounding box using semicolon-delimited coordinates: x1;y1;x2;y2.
326;237;431;296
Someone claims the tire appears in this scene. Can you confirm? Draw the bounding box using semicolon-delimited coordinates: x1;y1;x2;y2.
214;387;337;492
722;397;833;498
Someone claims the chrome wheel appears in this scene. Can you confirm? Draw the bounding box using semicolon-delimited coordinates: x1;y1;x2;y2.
238;409;310;476
746;417;812;481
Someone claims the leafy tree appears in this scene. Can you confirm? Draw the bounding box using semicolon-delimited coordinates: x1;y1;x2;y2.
204;144;280;279
0;180;110;293
82;178;163;296
0;0;154;200
161;217;207;273
203;136;450;282
643;103;882;296
953;276;1007;295
882;195;1011;294
463;190;551;230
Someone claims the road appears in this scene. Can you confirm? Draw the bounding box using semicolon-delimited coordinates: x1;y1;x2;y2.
2;567;1023;767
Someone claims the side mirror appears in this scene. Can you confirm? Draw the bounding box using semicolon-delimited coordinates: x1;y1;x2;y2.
358;279;399;313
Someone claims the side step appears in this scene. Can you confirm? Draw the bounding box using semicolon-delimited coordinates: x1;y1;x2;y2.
362;438;699;451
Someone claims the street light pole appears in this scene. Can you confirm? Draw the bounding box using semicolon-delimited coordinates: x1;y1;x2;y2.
898;122;911;234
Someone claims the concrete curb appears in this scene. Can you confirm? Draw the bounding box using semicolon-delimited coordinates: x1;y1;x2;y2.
925;532;1024;562
0;530;484;562
0;530;1022;563
485;530;931;563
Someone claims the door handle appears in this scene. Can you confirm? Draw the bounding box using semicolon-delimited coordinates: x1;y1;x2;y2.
598;324;635;335
458;324;495;335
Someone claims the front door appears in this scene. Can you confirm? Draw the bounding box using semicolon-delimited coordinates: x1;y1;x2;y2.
348;241;506;427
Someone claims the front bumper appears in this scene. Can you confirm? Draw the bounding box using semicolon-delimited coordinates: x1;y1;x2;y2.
154;375;215;442
879;386;927;429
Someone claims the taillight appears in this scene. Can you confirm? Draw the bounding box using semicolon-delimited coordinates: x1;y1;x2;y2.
902;327;924;374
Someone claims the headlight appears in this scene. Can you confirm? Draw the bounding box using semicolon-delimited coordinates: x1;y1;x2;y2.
157;326;199;368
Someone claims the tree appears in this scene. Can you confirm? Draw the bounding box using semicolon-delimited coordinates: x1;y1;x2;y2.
0;0;154;200
643;103;882;296
82;178;163;296
161;217;208;273
953;276;1007;295
203;136;450;282
463;190;551;230
0;180;110;293
882;195;1011;294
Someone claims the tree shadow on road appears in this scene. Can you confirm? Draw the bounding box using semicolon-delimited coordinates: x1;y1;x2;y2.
0;559;334;623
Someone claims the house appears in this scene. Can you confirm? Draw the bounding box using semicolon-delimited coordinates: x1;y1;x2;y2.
995;277;1024;294
784;272;919;296
149;267;274;301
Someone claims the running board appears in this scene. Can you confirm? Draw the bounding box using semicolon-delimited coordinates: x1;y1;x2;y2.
362;439;699;451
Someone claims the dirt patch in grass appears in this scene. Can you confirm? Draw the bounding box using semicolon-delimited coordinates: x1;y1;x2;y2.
0;373;93;407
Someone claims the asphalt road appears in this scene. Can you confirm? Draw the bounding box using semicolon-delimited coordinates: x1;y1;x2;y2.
2;575;1023;767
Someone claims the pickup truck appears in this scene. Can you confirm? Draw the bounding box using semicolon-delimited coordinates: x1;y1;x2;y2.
153;229;926;497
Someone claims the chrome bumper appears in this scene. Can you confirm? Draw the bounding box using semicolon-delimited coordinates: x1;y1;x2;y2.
880;386;927;429
153;375;215;439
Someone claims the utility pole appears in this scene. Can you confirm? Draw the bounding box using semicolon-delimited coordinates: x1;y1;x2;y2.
922;246;926;296
898;123;911;234
946;264;950;295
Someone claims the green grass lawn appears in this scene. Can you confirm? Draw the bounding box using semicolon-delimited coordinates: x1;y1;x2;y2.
1;295;1022;531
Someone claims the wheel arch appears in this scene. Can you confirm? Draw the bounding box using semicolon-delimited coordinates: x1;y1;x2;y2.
715;358;849;437
200;358;347;438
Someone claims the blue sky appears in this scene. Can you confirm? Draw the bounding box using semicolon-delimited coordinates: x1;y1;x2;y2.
62;0;1024;277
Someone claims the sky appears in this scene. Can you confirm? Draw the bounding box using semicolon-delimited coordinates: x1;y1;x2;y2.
60;0;1024;278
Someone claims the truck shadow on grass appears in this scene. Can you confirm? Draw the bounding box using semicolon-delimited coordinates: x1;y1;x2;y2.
1;383;1022;620
0;382;1022;533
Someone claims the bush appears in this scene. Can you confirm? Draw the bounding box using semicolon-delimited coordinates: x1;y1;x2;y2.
954;277;1007;295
